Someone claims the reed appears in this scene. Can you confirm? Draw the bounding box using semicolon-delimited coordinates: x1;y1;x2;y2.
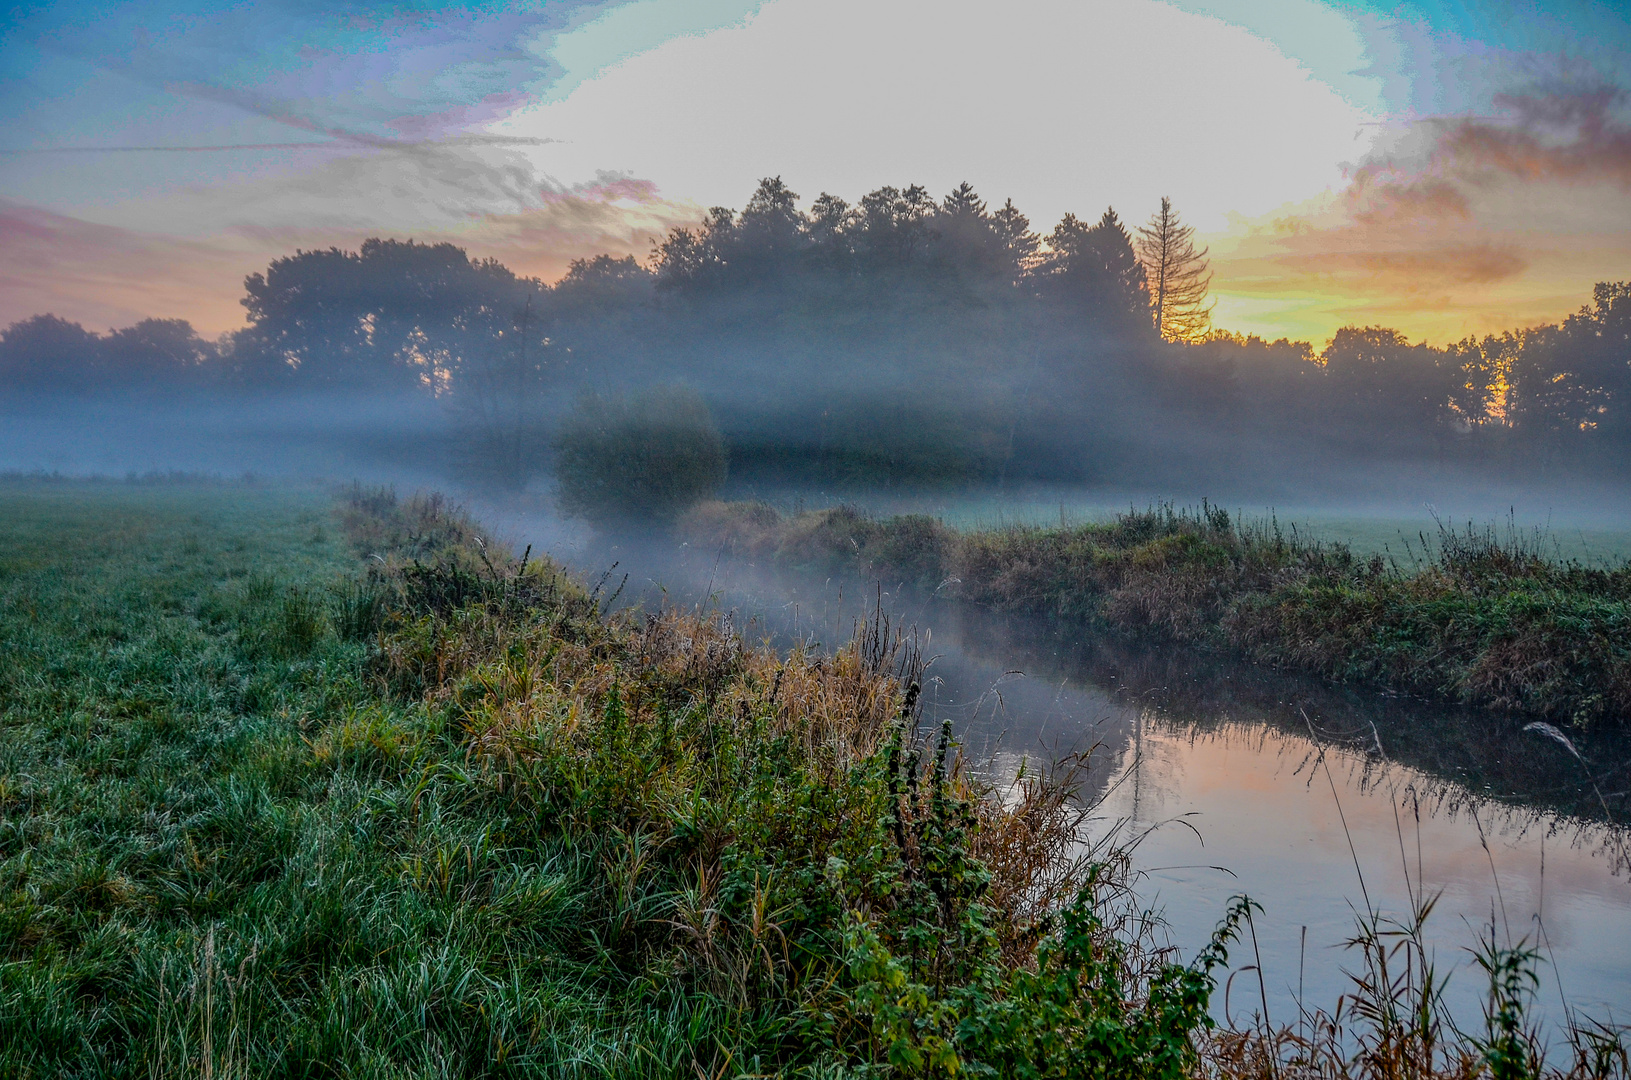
679;500;1631;727
2;477;1623;1077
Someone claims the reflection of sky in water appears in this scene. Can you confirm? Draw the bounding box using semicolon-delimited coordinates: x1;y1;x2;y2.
483;505;1631;1036
1076;720;1630;1032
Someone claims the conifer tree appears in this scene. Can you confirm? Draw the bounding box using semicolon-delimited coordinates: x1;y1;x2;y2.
1135;197;1213;342
1086;208;1150;334
991;199;1039;282
1040;208;1150;335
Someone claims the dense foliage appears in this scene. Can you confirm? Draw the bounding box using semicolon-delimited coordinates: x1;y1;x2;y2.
3;180;1626;489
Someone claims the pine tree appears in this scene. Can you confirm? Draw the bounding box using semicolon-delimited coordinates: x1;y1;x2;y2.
991;199;1039;283
1039;208;1150;335
1086;208;1150;334
1135;197;1213;342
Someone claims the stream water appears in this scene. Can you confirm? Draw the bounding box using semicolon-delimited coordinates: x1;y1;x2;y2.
486;506;1631;1040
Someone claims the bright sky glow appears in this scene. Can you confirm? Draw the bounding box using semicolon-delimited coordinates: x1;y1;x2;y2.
1;0;1627;344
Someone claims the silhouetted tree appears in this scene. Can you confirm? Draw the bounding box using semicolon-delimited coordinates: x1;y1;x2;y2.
852;184;938;286
1136;197;1212;342
653;207;738;297
931;183;1036;299
1557;281;1631;441
242;239;525;389
1320;326;1454;439
733;176;809;286
12;166;1628;491
1444;330;1523;430
992;199;1040;282
0;314;101;390
103;319;214;382
1041;208;1151;336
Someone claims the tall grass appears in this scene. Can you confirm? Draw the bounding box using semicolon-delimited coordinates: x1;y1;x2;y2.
2;478;1624;1076
679;501;1631;728
0;480;1237;1076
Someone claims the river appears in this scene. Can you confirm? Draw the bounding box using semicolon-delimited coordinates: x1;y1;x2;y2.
483;503;1631;1040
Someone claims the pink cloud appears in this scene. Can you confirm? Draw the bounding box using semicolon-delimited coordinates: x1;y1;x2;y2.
0;201;252;333
0;176;703;335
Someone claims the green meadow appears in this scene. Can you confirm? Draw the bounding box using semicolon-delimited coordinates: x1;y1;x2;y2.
1;478;1623;1079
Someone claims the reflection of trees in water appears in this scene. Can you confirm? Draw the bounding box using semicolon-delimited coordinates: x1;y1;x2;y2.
920;599;1631;835
1145;716;1630;881
548;535;1629;871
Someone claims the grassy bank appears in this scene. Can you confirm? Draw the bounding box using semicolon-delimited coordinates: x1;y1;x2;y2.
0;479;1242;1076
2;478;1624;1077
679;501;1631;728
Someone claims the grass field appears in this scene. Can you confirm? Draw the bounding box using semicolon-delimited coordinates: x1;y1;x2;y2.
0;478;1213;1077
2;478;1623;1078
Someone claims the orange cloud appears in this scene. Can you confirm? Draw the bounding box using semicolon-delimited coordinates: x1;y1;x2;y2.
1447;87;1631;186
1267;241;1528;289
0;178;703;336
1206;85;1631;346
0;200;251;333
1347;174;1470;225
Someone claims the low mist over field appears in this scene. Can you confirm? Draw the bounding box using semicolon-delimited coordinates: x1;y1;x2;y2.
4;0;1630;1073
3;184;1628;521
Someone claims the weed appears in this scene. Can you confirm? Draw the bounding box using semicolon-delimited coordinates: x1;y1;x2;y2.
682;502;1631;727
2;477;1623;1077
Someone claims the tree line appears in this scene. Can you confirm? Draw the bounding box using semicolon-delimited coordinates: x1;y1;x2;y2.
1;177;1625;487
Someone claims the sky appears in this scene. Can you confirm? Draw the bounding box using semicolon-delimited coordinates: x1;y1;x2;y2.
2;0;1628;345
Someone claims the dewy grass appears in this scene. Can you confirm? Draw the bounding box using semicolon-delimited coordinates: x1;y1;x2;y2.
679;500;1631;728
2;478;1624;1078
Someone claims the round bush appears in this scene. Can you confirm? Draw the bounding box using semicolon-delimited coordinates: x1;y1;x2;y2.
553;386;728;524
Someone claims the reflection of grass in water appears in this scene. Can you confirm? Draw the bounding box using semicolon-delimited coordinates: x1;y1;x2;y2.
943;606;1631;829
6;478;1625;1077
1143;712;1631;881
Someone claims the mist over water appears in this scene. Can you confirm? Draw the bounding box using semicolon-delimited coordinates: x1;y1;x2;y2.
455;506;1631;1038
3;184;1629;1042
3;372;1629;1041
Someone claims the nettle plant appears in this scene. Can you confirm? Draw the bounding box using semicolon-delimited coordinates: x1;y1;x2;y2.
819;715;1252;1078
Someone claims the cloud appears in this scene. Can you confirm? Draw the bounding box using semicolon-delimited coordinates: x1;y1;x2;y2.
0;174;702;335
436;170;704;279
1271;242;1528;288
1347;175;1471;225
11;0;612;142
0;200;253;332
1446;86;1631;185
494;0;1373;233
1376;83;1631;188
1205;81;1631;344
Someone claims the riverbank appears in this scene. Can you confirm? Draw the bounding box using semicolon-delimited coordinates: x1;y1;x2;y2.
679;500;1631;728
0;479;1236;1076
3;477;1624;1076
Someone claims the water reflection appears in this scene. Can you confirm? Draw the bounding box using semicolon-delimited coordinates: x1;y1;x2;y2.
1092;720;1631;1031
483;512;1631;1030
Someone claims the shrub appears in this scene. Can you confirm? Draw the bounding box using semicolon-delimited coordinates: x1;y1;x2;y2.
553;385;728;524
